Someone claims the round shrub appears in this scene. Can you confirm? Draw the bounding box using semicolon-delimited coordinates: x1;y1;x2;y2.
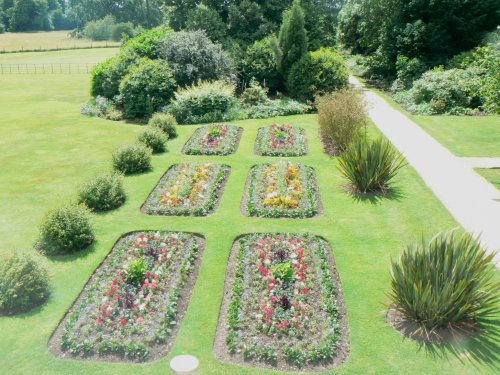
90;49;138;99
0;254;50;315
389;230;500;330
119;58;177;119
77;172;126;212
110;22;135;41
148;112;178;138
112;142;152;175
287;47;349;102
337;137;406;194
38;204;95;255
168;80;239;124
158;30;235;87
137;126;168;154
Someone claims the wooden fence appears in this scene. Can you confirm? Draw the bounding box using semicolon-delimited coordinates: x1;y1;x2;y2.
0;63;96;74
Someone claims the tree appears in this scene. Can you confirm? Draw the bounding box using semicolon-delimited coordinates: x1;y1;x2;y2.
186;3;226;43
227;0;273;47
278;0;308;78
337;0;500;80
9;0;50;31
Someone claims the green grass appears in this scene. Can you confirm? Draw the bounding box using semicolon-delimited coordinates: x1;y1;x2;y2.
0;48;119;65
0;31;120;52
366;85;500;157
476;168;500;190
0;52;499;374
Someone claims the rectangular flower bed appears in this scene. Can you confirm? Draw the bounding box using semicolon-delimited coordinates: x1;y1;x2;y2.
183;124;242;155
215;233;348;370
244;162;320;218
255;124;307;156
142;163;230;216
50;231;204;362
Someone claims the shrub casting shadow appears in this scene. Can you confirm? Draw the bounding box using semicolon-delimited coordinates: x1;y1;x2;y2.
44;242;97;263
417;319;500;370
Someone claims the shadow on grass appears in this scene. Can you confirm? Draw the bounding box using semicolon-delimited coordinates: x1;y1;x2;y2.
46;242;97;263
417;319;500;370
349;186;406;205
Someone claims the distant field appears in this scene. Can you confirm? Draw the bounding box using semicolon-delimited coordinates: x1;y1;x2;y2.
0;31;120;52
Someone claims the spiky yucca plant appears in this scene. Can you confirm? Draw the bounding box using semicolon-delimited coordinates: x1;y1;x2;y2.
389;230;500;330
337;136;405;193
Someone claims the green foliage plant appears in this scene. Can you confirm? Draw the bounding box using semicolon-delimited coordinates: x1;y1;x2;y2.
337;136;406;194
77;171;125;212
38;204;95;255
112;142;152;175
148;112;178;138
389;230;500;332
137;126;168;154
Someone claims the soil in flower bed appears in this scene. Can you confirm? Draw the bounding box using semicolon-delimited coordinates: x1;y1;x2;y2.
49;231;205;362
255;124;308;157
242;161;321;218
214;233;349;371
182;124;243;155
142;163;230;216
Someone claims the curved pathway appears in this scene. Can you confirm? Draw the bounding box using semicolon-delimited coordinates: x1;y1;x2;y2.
350;77;500;265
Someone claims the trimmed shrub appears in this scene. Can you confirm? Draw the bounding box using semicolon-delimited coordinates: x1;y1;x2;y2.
168;81;239;124
337;137;406;194
287;48;349;102
137;126;168;154
317;89;368;153
38;204;95;255
90;49;138;99
123;26;171;59
389;230;500;330
394;68;483;115
158;30;235;87
245;98;310;119
77;172;125;212
119;58;177;119
112;143;152;175
242;35;282;91
148;113;178;139
0;253;50;315
468;46;500;114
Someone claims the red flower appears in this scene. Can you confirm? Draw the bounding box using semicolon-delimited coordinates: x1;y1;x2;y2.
302;287;309;294
267;283;274;290
112;279;118;285
121;318;127;325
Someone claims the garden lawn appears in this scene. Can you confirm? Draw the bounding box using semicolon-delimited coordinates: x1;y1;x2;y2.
0;48;119;65
476;168;500;190
0;31;120;52
0;60;499;374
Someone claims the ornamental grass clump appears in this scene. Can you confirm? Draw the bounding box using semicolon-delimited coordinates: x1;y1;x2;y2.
112;142;152;175
38;204;95;255
148;112;178;139
337;137;405;194
389;230;500;332
0;254;50;315
137;126;169;154
77;171;126;212
317;88;367;154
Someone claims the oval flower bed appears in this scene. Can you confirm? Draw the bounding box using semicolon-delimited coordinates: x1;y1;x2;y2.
255;124;307;156
142;163;230;216
49;231;204;362
243;161;320;218
215;233;348;370
183;124;242;155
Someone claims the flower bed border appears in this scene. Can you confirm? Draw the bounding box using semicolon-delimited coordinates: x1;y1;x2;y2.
213;233;350;371
241;163;322;218
48;231;205;363
141;163;231;216
182;124;243;156
254;125;308;157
